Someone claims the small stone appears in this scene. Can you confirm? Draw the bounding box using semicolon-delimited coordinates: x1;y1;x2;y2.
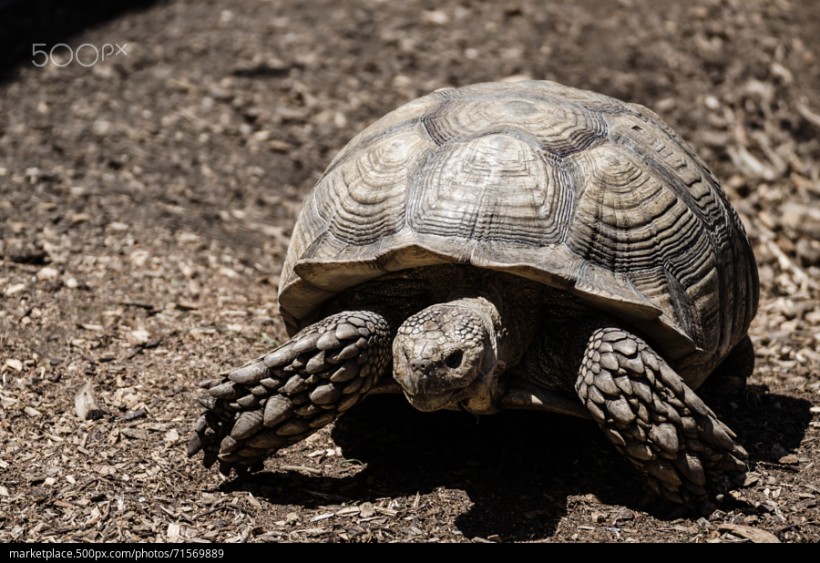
422;9;449;25
24;406;41;417
614;509;635;522
130;329;150;344
4;283;26;296
36;267;59;281
5;359;23;372
778;454;799;465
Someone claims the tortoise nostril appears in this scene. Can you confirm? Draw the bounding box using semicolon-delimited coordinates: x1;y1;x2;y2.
444;350;464;369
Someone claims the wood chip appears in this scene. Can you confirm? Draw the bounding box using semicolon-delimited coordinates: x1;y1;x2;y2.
120;428;150;440
74;381;104;421
359;503;375;518
4;283;26;296
309;512;334;522
718;524;780;543
335;507;360;517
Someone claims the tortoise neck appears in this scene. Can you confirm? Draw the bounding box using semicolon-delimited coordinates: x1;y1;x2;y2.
445;284;539;372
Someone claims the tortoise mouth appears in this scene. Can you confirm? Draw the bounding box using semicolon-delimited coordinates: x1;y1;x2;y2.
401;386;474;413
396;363;499;414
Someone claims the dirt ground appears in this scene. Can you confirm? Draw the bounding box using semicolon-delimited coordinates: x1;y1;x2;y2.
1;0;818;543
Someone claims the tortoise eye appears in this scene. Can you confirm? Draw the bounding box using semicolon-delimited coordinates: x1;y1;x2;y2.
444;350;464;369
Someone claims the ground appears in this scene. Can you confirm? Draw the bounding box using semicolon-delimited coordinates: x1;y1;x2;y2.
1;0;818;544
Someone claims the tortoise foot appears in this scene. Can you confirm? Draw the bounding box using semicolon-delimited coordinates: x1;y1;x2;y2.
187;310;391;475
575;327;748;510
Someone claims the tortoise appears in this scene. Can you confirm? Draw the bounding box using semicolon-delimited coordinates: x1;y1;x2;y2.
188;80;759;508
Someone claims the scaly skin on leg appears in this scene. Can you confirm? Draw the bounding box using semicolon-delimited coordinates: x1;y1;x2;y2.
187;310;391;475
575;327;748;509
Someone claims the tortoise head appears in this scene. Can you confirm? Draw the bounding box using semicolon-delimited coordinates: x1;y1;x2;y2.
392;297;501;414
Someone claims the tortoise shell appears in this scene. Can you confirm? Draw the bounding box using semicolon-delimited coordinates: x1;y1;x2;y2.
278;80;758;380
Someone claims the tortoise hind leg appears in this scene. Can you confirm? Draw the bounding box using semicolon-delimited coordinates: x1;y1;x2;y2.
574;327;748;510
701;335;755;397
187;310;391;475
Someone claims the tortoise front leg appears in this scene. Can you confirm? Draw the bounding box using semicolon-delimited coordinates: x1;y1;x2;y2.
187;310;391;475
575;327;748;509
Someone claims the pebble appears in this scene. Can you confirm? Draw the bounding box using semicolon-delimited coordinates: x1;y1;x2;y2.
36;267;59;281
4;283;26;296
